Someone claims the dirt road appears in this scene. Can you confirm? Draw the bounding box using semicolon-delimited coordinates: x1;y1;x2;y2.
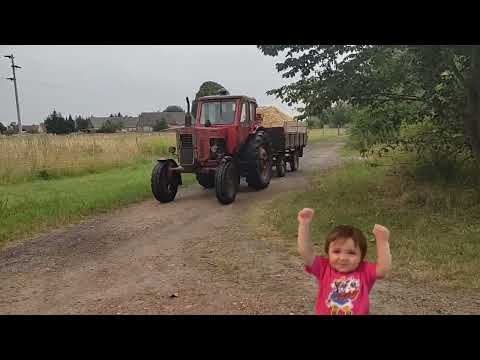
0;141;477;314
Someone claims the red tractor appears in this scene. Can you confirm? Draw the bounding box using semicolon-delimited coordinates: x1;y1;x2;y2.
151;95;307;205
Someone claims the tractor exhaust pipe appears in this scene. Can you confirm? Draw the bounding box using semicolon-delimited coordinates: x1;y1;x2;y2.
185;97;192;127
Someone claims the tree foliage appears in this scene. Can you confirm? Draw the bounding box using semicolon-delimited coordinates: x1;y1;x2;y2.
257;45;480;159
75;116;91;132
44;110;75;134
153;118;169;131
163;105;185;112
191;81;229;117
0;122;6;134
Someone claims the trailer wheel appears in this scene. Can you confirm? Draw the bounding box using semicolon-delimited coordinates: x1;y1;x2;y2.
276;157;286;177
215;160;239;205
245;131;273;190
151;160;180;203
289;151;299;172
196;173;215;188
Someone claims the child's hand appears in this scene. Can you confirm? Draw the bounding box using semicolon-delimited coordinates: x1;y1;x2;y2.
298;208;315;225
373;224;390;243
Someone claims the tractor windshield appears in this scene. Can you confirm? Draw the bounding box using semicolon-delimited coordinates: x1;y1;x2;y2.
200;101;236;125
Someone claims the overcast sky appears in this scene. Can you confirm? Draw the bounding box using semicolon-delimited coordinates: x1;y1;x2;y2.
0;45;299;125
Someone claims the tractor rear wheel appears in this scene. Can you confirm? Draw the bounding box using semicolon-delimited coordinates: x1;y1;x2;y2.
245;131;273;190
196;173;215;188
276;156;286;177
151;160;180;203
215;160;239;205
289;151;299;172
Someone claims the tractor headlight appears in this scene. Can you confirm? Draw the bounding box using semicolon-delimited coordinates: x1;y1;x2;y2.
168;146;176;155
209;139;226;159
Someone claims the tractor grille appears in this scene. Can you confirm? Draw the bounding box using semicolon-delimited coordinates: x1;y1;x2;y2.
181;134;193;147
180;134;194;165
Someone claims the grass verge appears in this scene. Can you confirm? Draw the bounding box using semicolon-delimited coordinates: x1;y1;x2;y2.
0;161;195;248
247;149;480;292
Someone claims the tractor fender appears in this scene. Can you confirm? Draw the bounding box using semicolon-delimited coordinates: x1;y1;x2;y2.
156;159;182;185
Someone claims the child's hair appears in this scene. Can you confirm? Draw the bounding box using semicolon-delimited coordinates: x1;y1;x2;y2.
324;225;368;260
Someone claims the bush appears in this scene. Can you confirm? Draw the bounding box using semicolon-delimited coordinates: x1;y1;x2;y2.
153;119;169;132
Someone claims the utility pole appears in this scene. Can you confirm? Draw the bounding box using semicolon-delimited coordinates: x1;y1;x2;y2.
4;54;22;134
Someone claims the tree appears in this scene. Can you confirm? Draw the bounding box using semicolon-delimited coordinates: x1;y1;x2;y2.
44;110;75;134
75;116;91;132
321;101;354;134
191;81;230;117
257;45;480;160
163;105;185;112
153;118;169;131
0;122;6;134
98;119;123;133
67;115;75;133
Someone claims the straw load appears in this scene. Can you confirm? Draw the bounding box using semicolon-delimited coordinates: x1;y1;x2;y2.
256;106;307;133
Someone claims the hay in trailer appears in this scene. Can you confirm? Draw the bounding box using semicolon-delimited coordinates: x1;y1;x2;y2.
256;106;292;127
256;106;307;133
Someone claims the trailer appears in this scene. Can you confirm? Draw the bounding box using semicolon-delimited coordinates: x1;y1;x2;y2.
263;119;308;176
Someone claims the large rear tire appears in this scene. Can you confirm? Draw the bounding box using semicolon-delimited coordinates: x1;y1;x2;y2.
151;160;180;203
215;160;239;205
196;173;215;188
245;131;273;190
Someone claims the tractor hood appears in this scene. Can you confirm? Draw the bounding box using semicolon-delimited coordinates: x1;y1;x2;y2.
196;126;228;139
195;127;229;161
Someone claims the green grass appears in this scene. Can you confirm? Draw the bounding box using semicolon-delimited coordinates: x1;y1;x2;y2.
248;150;480;292
0;133;176;185
339;142;359;158
0;161;196;248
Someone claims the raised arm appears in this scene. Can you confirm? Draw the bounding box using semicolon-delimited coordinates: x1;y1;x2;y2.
372;224;392;279
297;208;316;267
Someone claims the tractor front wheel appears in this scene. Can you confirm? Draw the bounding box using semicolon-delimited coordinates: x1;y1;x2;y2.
151;160;181;203
215;160;239;205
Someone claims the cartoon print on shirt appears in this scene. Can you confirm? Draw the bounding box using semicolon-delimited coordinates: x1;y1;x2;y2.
326;276;360;315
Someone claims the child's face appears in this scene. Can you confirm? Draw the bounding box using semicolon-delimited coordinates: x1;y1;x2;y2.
328;237;362;273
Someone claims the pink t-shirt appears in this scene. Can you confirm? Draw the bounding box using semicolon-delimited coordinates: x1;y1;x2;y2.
305;256;377;315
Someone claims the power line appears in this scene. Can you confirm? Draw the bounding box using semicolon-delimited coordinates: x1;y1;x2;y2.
4;54;22;134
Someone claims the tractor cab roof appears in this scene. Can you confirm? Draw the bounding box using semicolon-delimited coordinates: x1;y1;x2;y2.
197;95;257;103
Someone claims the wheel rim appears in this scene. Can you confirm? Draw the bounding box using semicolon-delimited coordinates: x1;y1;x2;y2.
259;146;270;181
164;164;177;195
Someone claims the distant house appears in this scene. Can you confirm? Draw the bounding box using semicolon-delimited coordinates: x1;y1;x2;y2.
138;112;185;132
89;116;139;132
119;117;139;132
22;124;43;134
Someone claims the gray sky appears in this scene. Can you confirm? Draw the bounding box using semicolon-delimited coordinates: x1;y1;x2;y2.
0;45;298;125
